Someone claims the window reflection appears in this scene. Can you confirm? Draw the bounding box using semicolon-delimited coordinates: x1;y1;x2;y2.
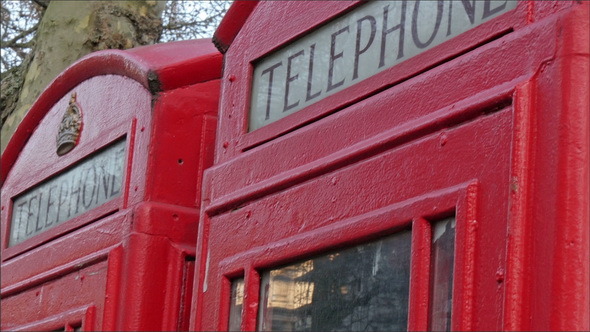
429;217;456;331
259;230;412;331
229;278;245;331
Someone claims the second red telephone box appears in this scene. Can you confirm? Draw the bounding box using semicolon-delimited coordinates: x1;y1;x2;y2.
1;39;221;331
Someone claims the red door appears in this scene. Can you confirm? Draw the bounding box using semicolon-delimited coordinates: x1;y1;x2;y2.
192;1;589;331
194;1;588;331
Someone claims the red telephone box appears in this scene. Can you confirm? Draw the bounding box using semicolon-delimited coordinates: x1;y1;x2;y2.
1;39;221;331
191;1;588;331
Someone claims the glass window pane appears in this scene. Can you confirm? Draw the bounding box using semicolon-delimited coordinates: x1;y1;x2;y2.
9;139;126;246
429;217;456;331
229;278;245;331
259;230;412;331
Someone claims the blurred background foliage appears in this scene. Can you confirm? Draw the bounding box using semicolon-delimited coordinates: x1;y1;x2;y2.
1;0;232;151
1;0;231;72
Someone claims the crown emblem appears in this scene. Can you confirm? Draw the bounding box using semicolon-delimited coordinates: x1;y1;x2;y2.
56;92;83;156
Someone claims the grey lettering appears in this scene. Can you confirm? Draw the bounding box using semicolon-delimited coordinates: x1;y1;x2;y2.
110;147;125;197
412;0;444;49
45;184;58;227
306;44;322;102
284;50;305;112
26;195;38;235
354;15;377;80
82;166;97;209
57;179;69;222
99;165;112;201
379;2;407;68
9;140;126;246
261;61;283;120
69;171;82;217
14;201;28;242
483;0;508;19
327;26;350;92
34;192;44;232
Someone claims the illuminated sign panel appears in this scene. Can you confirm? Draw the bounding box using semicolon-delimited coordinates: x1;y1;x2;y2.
9;140;126;246
250;0;517;131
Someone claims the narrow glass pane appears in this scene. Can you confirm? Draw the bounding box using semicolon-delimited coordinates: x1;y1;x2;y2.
259;230;412;331
229;278;245;331
429;217;456;331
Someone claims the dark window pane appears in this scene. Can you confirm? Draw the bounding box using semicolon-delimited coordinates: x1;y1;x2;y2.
259;230;412;331
229;278;245;331
429;217;456;331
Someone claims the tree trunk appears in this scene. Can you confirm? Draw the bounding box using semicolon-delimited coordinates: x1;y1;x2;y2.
1;0;165;152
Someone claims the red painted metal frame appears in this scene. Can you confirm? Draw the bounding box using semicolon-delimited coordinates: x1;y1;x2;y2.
212;0;259;53
1;39;222;331
12;304;96;331
194;106;514;330
501;5;590;329
195;0;588;331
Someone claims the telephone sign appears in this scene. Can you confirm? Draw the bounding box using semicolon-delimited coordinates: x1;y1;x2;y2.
10;139;125;246
250;0;517;130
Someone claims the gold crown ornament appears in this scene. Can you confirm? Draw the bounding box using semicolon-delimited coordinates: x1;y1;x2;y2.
56;92;83;156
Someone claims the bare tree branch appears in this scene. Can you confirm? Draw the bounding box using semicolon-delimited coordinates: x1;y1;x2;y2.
2;23;39;49
1;1;43;72
32;0;51;9
160;1;231;42
1;1;232;73
1;56;10;70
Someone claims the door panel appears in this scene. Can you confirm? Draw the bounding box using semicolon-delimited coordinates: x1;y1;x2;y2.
197;108;513;331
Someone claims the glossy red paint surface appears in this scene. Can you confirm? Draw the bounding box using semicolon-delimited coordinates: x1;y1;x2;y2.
212;0;259;53
194;1;588;331
1;40;221;330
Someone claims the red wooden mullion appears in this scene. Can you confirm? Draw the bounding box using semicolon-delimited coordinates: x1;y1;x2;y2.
408;217;433;331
